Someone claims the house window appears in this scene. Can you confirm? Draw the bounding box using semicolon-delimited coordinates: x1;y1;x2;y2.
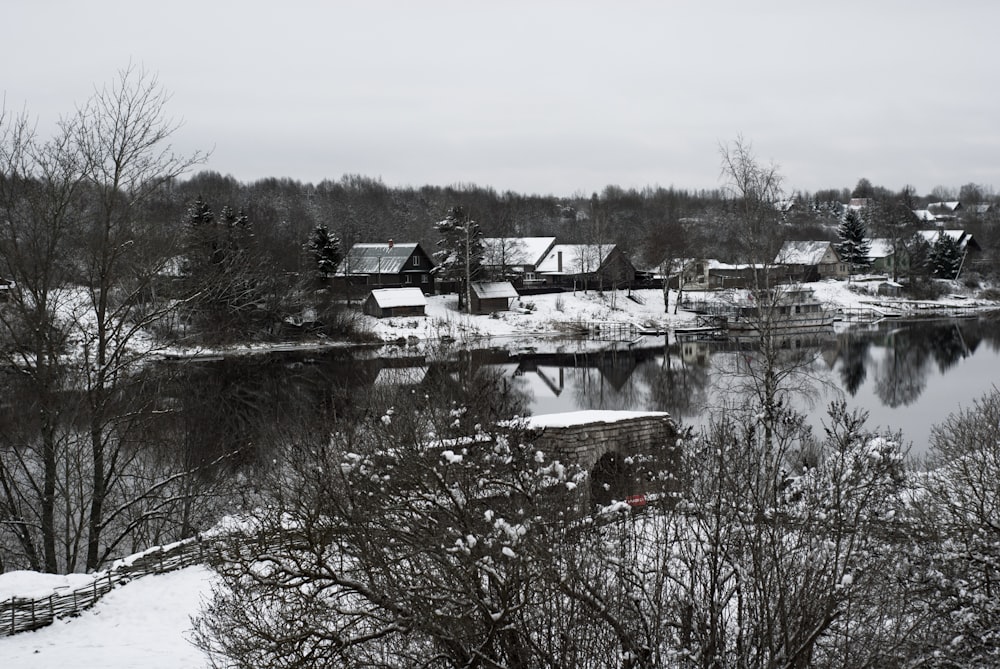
412;256;420;267
421;274;429;284
405;275;413;284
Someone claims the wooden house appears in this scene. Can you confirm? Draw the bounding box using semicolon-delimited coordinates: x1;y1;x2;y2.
337;240;436;293
481;236;556;287
867;239;911;275
535;244;636;290
470;281;519;315
706;261;762;289
774;240;848;282
363;287;427;318
917;229;983;273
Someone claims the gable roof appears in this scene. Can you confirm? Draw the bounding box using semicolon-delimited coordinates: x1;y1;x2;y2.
535;244;617;275
927;201;962;213
868;239;896;259
471;281;519;299
918;229;975;250
481;237;556;267
775;240;838;265
367;287;427;309
338;242;432;275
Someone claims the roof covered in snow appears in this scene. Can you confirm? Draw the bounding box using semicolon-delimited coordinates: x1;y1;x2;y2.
918;229;973;249
523;410;670;429
338;242;432;275
368;287;427;308
868;239;895;259
775;240;838;265
482;237;556;267
471;281;519;299
536;244;616;275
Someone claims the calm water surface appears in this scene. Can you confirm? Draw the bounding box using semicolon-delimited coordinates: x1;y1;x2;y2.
157;316;1000;461
499;316;1000;457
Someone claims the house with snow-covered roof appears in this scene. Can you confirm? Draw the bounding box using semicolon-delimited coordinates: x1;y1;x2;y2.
867;238;913;276
927;201;962;222
535;243;636;290
336;240;437;293
481;236;556;287
916;229;982;271
363;287;428;318
470;281;520;315
774;240;848;282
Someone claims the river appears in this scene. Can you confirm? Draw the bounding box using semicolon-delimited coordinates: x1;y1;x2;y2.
497;316;1000;458
151;315;1000;461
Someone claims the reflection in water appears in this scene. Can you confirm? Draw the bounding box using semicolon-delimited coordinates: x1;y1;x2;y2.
482;317;1000;455
149;316;1000;461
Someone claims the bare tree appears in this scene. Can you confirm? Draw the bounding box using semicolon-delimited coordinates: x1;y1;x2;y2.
0;66;209;572
718;135;784;270
0;108;88;572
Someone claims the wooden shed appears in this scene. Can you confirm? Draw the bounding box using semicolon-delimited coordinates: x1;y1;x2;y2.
470;281;519;315
364;287;427;318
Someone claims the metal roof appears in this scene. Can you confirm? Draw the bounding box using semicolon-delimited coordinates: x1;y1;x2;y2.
338;243;428;275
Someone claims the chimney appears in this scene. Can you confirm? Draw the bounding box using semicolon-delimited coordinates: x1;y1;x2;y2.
557;251;562;272
388;238;394;248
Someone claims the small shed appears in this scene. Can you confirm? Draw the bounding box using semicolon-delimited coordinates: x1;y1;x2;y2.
364;287;427;318
470;281;519;315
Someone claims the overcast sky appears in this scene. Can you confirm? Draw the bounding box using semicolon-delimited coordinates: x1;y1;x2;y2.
6;1;998;198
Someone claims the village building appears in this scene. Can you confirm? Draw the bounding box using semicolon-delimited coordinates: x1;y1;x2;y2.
481;236;556;288
774;240;848;282
469;281;519;315
535;243;636;290
917;229;982;273
867;239;910;276
363;287;427;318
336;240;436;295
926;201;963;223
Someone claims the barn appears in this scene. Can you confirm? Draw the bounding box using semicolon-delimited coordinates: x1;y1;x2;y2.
363;287;427;318
470;281;519;315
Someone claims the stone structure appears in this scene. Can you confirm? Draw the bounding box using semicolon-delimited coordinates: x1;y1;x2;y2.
521;410;681;509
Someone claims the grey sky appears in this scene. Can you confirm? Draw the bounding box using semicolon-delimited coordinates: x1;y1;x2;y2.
6;0;999;197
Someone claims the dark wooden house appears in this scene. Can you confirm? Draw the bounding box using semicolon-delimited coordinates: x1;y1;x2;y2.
363;287;427;318
470;281;519;315
337;240;437;293
535;244;636;290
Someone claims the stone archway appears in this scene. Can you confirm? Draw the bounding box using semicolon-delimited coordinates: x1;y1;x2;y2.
521;410;681;510
590;450;633;507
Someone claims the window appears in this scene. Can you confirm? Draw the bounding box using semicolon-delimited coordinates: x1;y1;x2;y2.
421;274;429;284
412;256;420;267
405;275;413;284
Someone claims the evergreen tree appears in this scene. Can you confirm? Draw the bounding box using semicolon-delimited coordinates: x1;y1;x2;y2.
836;209;872;272
433;206;483;312
306;223;341;280
182;198;271;340
929;234;964;279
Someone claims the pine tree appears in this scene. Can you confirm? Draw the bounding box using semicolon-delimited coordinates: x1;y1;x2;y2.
929;234;964;279
836;209;872;273
433;206;483;312
306;223;341;280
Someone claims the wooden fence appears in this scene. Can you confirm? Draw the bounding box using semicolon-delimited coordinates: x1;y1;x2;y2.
1;535;209;637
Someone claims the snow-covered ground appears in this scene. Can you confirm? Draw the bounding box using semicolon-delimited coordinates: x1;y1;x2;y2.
1;566;214;669
359;279;998;347
2;278;997;666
